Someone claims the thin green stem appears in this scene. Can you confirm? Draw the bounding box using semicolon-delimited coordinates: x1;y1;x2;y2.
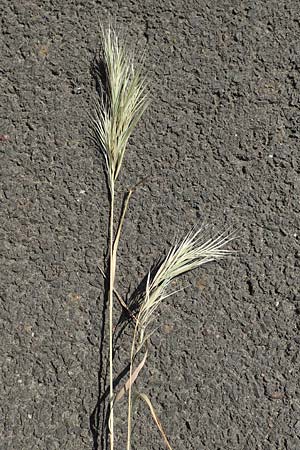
109;183;115;450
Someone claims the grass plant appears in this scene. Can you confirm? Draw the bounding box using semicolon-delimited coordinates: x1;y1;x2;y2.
92;26;235;450
92;27;148;450
125;228;235;450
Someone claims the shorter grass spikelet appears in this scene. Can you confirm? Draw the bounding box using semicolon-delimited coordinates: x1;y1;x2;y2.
136;227;235;347
126;227;235;450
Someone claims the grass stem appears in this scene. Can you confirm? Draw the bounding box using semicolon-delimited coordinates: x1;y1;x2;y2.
126;323;138;450
109;184;115;450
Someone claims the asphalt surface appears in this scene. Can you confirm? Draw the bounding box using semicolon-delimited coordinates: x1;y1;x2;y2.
1;1;300;449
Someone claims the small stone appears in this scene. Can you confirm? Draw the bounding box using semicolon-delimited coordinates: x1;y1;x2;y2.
269;391;285;400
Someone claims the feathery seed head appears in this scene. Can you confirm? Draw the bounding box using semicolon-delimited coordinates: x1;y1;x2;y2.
136;227;235;347
93;28;149;189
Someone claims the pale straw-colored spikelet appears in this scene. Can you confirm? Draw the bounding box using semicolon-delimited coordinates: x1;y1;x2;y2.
93;28;149;189
136;227;235;346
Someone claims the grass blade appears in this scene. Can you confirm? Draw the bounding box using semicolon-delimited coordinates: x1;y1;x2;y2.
138;392;174;450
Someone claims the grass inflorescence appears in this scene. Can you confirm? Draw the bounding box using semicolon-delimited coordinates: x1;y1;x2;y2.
92;26;235;450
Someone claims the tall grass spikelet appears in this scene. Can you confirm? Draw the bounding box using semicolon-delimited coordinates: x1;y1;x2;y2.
93;28;149;189
93;26;149;450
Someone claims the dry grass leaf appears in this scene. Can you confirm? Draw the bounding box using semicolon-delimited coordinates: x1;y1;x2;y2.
138;392;174;450
115;349;148;402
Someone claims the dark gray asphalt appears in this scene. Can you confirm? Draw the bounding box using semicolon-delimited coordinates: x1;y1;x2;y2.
1;1;300;449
